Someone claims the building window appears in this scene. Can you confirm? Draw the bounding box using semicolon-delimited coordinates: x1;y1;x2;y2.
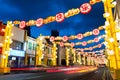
10;40;23;50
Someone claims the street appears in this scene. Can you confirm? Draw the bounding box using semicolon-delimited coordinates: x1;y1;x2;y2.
0;67;113;80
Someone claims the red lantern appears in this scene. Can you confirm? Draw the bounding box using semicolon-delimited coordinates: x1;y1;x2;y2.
36;18;44;27
89;47;93;51
92;29;100;35
94;38;99;42
81;48;84;52
80;3;92;14
50;36;55;42
82;41;87;46
19;21;26;29
98;44;102;48
77;33;83;40
56;13;65;22
62;36;68;42
71;43;75;47
60;42;64;47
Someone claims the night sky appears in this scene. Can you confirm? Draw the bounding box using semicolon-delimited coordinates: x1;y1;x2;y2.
0;0;105;51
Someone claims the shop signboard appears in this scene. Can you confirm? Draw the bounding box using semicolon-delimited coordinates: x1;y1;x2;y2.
9;49;25;57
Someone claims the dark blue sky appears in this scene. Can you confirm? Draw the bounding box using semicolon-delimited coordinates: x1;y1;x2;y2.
0;0;105;51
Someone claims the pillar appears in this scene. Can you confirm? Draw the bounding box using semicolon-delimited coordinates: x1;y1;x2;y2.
77;53;81;64
72;48;76;64
44;47;48;65
0;21;12;73
65;47;69;66
35;35;43;66
52;42;57;66
103;0;120;79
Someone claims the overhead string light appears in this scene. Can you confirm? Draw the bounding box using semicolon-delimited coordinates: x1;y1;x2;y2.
75;34;105;46
51;34;105;47
47;26;104;42
76;42;104;51
13;2;93;29
12;0;103;29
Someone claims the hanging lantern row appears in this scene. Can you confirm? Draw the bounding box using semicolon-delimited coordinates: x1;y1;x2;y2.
50;34;104;48
49;34;104;48
76;42;104;51
89;0;101;5
49;27;103;43
75;35;105;46
13;3;92;28
78;49;104;55
59;34;104;47
87;49;104;53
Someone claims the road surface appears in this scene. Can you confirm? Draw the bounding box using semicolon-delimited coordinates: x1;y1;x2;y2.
0;67;113;80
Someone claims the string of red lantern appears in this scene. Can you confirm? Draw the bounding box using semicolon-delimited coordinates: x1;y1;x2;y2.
49;27;103;42
75;35;105;46
77;49;104;54
13;2;92;29
50;34;104;48
76;42;104;51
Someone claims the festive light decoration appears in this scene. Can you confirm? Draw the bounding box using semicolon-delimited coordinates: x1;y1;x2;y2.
77;33;83;39
81;48;84;52
98;44;102;48
71;43;75;47
56;13;65;22
79;49;105;54
36;18;44;27
12;2;94;27
60;42;64;47
62;36;68;42
64;8;80;18
76;42;104;51
82;41;87;46
50;36;55;42
44;26;104;41
89;47;93;51
94;37;99;42
89;0;101;5
19;21;26;29
0;0;109;74
92;29;100;35
80;3;92;14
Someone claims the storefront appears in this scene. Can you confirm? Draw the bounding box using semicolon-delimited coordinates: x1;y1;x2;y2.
26;37;36;67
9;49;25;68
